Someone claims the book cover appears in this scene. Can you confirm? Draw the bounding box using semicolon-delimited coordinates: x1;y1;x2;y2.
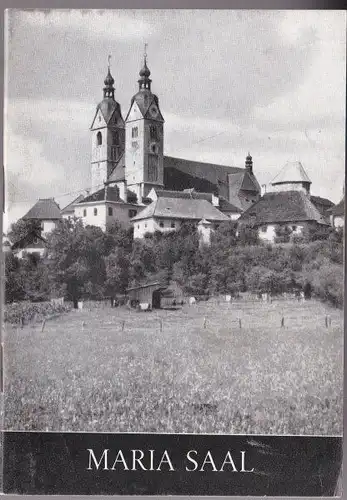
2;8;345;496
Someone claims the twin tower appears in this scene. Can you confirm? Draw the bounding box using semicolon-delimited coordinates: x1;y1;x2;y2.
90;54;165;203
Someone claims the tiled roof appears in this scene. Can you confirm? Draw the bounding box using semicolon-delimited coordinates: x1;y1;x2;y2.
329;197;345;216
23;198;62;220
271;161;311;185
61;195;85;214
163;156;244;200
238;190;329;226
95;98;123;125
78;186;122;204
155;189;213;202
310;195;334;208
131;196;229;223
107;152;126;182
12;230;46;250
218;196;242;213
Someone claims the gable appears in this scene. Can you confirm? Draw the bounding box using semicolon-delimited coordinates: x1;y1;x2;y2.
125;101;142;122
91;108;107;130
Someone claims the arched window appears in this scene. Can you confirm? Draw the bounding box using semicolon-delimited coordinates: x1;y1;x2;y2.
96;131;102;146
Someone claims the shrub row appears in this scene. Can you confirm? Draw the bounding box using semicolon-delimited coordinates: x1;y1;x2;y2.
4;301;72;325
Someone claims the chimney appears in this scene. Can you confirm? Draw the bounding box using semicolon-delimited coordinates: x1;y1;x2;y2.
245;153;253;174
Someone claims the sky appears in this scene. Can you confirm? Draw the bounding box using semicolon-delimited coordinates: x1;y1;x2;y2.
4;9;346;231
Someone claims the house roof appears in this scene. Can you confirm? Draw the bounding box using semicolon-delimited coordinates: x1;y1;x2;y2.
11;230;46;250
23;198;62;220
271;161;311;185
78;186;122;204
131;196;229;223
310;195;334;209
238;190;329;226
61;194;85;214
154;189;213;202
329;197;345;216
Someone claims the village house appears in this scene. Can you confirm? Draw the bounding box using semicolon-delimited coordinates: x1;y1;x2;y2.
238;161;331;243
328;196;345;228
131;189;230;239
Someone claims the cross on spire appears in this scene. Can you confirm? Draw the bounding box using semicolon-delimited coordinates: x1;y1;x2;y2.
144;43;148;62
108;54;111;70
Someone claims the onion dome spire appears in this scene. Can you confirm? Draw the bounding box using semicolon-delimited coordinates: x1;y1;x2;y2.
103;55;115;99
245;152;253;174
138;43;152;91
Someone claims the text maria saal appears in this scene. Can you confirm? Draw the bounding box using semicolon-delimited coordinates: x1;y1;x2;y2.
87;449;255;473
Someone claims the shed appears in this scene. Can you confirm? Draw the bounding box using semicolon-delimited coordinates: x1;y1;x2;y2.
127;282;167;309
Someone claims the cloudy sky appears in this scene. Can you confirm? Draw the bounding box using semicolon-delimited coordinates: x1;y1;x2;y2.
4;9;346;230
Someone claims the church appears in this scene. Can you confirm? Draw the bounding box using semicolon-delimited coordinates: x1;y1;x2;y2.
17;52;341;250
63;53;261;236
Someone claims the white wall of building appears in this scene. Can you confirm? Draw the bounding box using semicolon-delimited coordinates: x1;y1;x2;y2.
133;217;182;238
270;183;308;194
258;223;304;243
41;220;57;235
75;201;141;230
333;216;344;228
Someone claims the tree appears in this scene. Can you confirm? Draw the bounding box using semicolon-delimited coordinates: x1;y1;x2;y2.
104;248;130;298
237;224;260;246
7;219;42;245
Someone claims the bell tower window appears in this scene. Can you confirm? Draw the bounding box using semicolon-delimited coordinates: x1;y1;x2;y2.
112;130;119;145
148;155;158;182
150;125;157;140
96;131;102;146
132;127;138;138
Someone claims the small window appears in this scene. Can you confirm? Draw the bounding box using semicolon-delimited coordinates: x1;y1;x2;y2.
145;223;147;228
132;141;138;149
108;207;113;216
132;127;138;138
83;209;87;217
94;208;98;216
128;209;137;218
171;222;175;228
96;131;102;146
260;226;267;233
112;130;119;145
33;237;38;244
137;225;140;229
292;225;297;231
151;144;157;153
159;221;164;228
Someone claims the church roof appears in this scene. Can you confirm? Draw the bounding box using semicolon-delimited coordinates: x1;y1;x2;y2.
239;190;329;226
271;161;311;185
96;98;122;125
23;198;62;220
218;196;242;213
131;196;229;223
106;152;126;183
163;156;246;200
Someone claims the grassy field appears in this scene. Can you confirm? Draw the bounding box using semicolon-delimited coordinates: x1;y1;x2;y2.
4;297;343;434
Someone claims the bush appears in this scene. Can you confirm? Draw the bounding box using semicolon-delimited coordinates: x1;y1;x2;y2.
4;301;72;325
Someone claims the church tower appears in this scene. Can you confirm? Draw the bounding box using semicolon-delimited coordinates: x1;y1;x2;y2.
125;48;164;203
90;59;125;193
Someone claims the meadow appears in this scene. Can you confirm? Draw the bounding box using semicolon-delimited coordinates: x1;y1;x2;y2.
4;297;343;434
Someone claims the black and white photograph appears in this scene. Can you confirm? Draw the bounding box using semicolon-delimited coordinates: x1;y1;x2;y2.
2;8;345;496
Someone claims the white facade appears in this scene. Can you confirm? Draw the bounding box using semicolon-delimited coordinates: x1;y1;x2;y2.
133;217;181;238
270;183;309;194
258;223;304;243
75;201;140;230
41;220;58;236
332;215;344;228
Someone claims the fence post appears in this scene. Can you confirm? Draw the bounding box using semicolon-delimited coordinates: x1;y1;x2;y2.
325;316;328;328
239;318;242;329
41;319;46;332
159;319;163;332
281;317;284;328
203;317;207;329
121;320;125;331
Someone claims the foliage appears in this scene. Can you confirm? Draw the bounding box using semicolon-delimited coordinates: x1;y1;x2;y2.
4;300;71;325
7;218;42;245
